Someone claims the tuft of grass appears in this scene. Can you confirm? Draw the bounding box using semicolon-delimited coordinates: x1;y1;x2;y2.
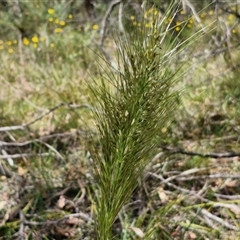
89;3;208;239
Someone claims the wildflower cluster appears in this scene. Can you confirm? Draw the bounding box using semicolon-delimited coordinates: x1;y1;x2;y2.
0;39;17;54
130;7;160;28
22;35;48;49
0;7;76;55
226;13;238;34
200;8;238;34
129;7;196;33
47;8;70;34
129;7;239;34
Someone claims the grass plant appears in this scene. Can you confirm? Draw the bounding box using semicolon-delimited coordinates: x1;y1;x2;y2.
89;3;209;239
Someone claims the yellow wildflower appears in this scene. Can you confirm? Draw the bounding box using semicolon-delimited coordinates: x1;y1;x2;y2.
232;29;237;34
48;8;55;14
200;12;206;18
55;28;62;33
40;37;46;42
33;43;38;48
60;21;66;26
130;15;135;20
49;17;54;22
92;24;99;30
23;38;30;45
165;17;172;24
68;14;73;19
189;18;194;24
8;48;13;53
13;40;17;44
31;36;38;43
175;26;181;31
55;19;59;24
208;10;214;15
50;43;54;48
180;10;185;15
147;8;153;14
0;45;4;50
145;23;151;28
6;41;12;46
0;40;3;44
228;14;234;21
161;127;167;133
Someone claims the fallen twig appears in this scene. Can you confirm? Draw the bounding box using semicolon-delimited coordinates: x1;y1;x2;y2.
0;160;23;182
181;0;201;23
18;211;25;240
0;130;89;147
148;172;208;202
176;174;240;181
99;0;121;48
0;103;95;132
23;212;93;226
160;146;240;158
200;209;239;231
0;152;51;159
75;179;86;206
214;193;240;200
161;168;208;183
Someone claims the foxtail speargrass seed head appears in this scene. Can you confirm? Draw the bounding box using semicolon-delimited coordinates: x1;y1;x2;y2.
88;2;212;239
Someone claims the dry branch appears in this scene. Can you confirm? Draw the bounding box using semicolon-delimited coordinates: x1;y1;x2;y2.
161;146;240;158
201;209;239;231
181;0;201;23
99;0;121;48
0;152;51;159
0;103;95;132
148;172;209;202
176;174;240;181
23;212;93;225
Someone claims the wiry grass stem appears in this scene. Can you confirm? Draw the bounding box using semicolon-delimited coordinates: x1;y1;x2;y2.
89;3;207;239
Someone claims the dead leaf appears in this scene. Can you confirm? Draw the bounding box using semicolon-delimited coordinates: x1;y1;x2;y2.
225;180;237;187
157;187;169;203
0;176;6;180
18;166;28;176
70;128;77;133
229;205;240;215
215;178;223;187
0;201;7;211
57;195;66;209
171;226;181;237
54;226;75;237
186;231;197;239
66;217;83;225
129;226;144;238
